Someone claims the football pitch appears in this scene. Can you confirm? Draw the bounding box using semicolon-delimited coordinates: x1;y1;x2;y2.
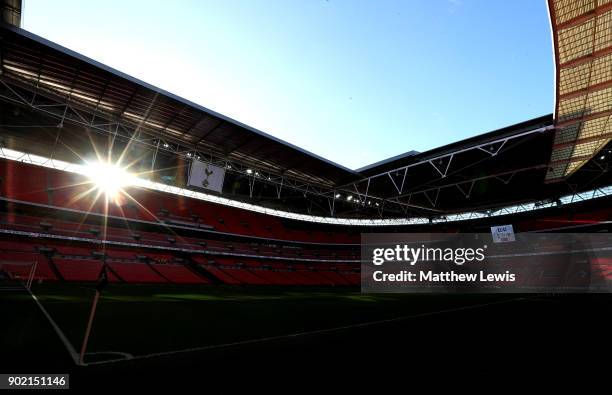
2;283;610;387
3;284;516;364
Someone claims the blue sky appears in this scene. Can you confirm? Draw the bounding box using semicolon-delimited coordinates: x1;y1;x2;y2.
23;0;553;169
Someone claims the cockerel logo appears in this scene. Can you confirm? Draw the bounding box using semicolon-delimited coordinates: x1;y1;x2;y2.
201;166;214;188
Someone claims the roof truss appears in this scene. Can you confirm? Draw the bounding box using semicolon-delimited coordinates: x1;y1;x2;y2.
546;0;612;182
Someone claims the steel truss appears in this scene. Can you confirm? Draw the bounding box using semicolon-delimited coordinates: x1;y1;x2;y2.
0;75;444;217
2;146;612;226
334;126;553;209
0;75;581;218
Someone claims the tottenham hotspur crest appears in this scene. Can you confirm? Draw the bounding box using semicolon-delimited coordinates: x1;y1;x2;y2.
201;166;214;188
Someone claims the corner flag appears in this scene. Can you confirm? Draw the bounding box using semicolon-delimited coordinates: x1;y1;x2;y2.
81;263;107;364
96;264;108;292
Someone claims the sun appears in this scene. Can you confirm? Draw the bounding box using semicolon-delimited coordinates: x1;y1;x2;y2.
83;161;135;200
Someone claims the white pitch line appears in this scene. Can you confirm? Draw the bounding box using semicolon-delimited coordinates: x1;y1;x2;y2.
83;351;134;364
86;297;526;366
27;288;82;366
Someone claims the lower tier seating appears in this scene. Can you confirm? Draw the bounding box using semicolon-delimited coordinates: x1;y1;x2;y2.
151;264;210;284
0;236;360;286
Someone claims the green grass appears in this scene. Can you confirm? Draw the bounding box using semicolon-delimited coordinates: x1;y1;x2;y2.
1;283;515;365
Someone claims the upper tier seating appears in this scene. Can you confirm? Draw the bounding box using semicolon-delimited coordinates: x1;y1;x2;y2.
0;159;360;244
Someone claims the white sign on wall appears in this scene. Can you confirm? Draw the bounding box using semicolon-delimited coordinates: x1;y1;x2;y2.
188;160;225;193
491;224;516;243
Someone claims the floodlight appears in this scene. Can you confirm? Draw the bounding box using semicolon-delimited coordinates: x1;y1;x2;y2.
84;161;135;199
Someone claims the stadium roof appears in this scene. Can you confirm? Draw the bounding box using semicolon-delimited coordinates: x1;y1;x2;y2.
357;116;553;177
546;0;612;182
0;24;359;188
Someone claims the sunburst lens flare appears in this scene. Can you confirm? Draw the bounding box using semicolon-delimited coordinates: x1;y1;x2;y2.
83;161;135;200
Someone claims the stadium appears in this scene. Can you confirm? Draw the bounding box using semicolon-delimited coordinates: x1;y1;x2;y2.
1;0;611;389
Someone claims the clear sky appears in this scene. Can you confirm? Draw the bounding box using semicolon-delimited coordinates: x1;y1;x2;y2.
22;0;553;170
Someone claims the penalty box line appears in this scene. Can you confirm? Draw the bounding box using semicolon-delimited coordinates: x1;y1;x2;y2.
85;296;526;366
26;287;81;366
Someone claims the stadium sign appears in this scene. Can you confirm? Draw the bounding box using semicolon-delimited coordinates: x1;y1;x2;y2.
490;225;515;243
188;160;226;193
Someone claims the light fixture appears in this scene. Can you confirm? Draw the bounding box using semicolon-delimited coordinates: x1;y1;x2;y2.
335;193;341;199
83;161;135;199
246;169;253;174
347;195;353;201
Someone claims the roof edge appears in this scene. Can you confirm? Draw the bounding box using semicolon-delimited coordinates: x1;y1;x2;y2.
1;24;360;177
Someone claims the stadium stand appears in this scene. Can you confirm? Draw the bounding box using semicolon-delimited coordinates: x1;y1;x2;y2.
2;155;612;286
1;4;611;289
0;158;362;285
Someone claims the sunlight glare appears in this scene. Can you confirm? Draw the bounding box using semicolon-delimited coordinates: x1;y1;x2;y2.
83;161;135;199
